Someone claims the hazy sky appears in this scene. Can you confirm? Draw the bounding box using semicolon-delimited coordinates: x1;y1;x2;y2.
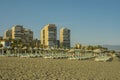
0;0;120;46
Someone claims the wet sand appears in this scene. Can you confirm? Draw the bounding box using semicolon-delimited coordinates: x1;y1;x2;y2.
0;57;120;80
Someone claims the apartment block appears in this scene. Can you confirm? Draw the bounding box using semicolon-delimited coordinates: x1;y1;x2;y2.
0;36;3;40
60;28;70;48
0;40;11;48
4;25;33;44
4;29;12;39
12;25;23;40
40;24;57;48
22;28;33;43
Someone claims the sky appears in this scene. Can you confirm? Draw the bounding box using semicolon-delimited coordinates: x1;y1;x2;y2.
0;0;120;46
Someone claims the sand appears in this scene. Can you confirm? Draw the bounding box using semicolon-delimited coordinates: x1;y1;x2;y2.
0;57;120;80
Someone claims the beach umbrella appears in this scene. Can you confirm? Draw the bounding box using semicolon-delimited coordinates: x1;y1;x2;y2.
65;48;69;51
2;47;5;55
29;47;33;54
7;46;12;50
38;48;42;53
85;50;93;53
68;49;75;53
0;47;4;55
14;47;18;53
93;49;102;53
93;49;102;56
34;47;38;53
34;47;38;50
22;46;27;54
6;46;12;54
22;46;27;49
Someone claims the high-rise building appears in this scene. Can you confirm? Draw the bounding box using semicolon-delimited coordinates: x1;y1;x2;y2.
4;29;12;39
4;25;33;44
22;28;33;43
40;24;57;48
60;28;70;48
0;36;3;40
12;25;23;40
12;25;33;43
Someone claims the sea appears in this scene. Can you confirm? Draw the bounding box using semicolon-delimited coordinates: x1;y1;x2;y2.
102;45;120;52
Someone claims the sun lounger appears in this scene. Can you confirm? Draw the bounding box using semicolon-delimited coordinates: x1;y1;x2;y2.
95;56;112;62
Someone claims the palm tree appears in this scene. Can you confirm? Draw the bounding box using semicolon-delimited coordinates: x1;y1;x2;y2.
22;46;27;54
6;46;12;55
14;39;24;54
34;47;38;54
14;47;18;56
93;45;103;50
40;44;44;49
74;43;82;49
29;47;33;54
0;43;3;48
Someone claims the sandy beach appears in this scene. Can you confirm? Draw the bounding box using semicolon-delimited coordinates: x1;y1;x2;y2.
0;56;120;80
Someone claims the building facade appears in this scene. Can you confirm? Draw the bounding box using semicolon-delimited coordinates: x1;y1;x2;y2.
0;36;3;40
60;28;70;48
12;25;23;39
22;28;33;43
4;25;33;44
0;40;11;48
40;24;57;48
4;29;12;39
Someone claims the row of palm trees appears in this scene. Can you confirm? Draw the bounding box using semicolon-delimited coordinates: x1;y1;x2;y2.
0;39;116;57
74;43;108;51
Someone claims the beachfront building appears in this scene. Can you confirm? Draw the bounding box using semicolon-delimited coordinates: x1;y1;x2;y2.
0;36;3;40
40;24;57;48
60;28;70;48
4;29;12;39
31;39;41;47
4;25;33;44
56;40;60;48
21;28;33;44
12;25;23;40
0;40;11;48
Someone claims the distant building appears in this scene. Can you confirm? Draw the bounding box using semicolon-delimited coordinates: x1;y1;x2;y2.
40;24;57;48
4;29;12;39
12;25;23;40
4;25;33;44
60;28;70;48
0;40;11;48
0;36;3;40
56;40;60;48
31;39;41;47
22;28;33;44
